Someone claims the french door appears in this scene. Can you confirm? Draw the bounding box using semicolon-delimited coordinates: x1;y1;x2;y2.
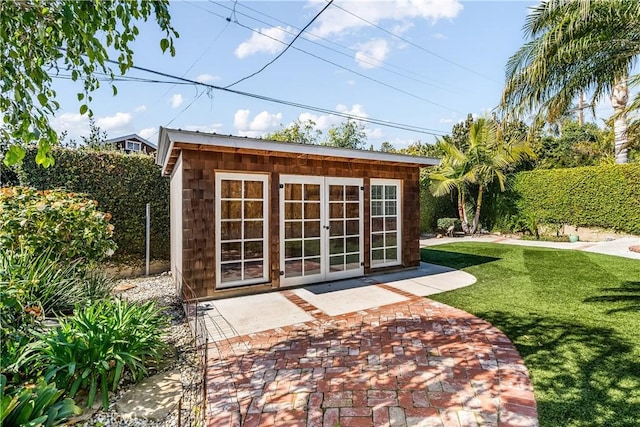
280;175;364;287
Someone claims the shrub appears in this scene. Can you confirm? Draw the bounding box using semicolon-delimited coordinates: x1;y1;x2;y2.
0;187;116;263
0;374;81;426
79;269;115;302
511;164;640;234
0;284;42;383
27;299;168;409
17;147;169;260
437;217;461;231
0;249;86;316
419;176;457;233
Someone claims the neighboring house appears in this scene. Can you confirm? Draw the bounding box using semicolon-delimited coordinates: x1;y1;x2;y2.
105;134;157;155
156;128;438;300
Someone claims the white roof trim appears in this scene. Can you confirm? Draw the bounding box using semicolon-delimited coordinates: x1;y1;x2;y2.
156;127;439;174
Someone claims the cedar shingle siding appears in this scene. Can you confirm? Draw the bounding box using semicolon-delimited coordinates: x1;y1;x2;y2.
178;149;421;299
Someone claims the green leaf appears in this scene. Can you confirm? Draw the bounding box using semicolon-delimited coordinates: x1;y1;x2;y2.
37;93;47;106
77;93;84;101
79;104;88;115
4;144;26;166
160;38;169;53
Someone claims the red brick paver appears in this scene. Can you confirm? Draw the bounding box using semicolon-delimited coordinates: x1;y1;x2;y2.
206;292;538;426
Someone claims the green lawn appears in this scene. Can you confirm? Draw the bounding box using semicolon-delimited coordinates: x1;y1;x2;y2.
422;243;640;427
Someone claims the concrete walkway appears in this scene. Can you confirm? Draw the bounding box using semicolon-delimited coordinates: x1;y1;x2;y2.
199;263;476;343
420;235;640;260
203;265;538;426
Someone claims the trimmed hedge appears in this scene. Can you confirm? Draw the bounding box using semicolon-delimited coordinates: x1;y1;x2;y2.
419;176;457;233
511;164;640;234
16;148;169;260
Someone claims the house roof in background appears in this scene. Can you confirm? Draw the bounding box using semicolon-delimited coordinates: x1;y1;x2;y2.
156;127;439;176
105;133;157;149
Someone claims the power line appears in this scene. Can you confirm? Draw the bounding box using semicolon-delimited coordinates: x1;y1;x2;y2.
222;0;334;89
188;2;458;113
330;1;498;83
101;58;448;136
207;0;457;93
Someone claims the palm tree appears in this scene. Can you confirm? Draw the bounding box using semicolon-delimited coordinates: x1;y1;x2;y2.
429;118;534;234
502;0;640;164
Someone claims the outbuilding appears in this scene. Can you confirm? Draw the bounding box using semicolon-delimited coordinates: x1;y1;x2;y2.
156;128;438;300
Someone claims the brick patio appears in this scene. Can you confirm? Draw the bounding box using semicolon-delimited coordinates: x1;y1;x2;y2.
206;285;537;426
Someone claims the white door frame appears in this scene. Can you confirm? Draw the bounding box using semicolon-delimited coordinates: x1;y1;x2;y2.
279;175;364;287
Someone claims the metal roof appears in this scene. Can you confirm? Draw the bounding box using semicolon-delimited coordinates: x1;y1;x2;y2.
156;127;439;176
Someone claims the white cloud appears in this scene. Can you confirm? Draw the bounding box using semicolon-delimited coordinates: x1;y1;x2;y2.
336;104;369;118
439;118;454;124
51;112;89;140
184;123;224;134
347;79;356;86
354;39;389;69
96;112;133;132
365;127;384;139
52;107;145;141
297;104;370;132
233;109;283;137
432;32;447;40
235;26;292;59
233;109;250;130
195;73;220;83
171;94;183;109
138;127;156;139
298;104;382;140
309;0;463;38
392;21;415;35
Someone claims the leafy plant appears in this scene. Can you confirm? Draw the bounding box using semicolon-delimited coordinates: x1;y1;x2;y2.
1;1;177;168
17;148;169;260
436;217;461;231
0;374;81;426
511;164;640;234
28;299;167;409
0;248;84;316
0;284;42;384
0;187;117;264
79;269;115;302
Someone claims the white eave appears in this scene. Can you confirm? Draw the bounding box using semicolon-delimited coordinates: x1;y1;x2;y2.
156;127;439;176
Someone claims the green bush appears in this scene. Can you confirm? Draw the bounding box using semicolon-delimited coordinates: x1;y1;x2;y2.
26;299;168;409
0;249;115;317
419;176;457;233
0;249;86;316
16;147;169;260
0;284;42;384
436;217;461;231
0;374;81;426
510;164;640;234
0;187;116;263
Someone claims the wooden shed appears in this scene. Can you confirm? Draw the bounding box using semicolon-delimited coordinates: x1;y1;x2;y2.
156;128;438;300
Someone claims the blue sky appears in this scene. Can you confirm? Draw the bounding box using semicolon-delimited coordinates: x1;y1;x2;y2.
51;0;544;149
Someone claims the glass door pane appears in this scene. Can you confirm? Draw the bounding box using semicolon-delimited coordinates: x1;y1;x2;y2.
325;180;362;280
282;180;324;284
280;176;363;287
370;180;401;267
216;174;269;289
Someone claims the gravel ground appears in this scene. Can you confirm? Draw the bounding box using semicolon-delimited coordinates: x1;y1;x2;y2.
79;273;204;426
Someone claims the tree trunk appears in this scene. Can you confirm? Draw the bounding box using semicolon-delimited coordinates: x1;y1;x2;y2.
471;185;484;234
578;92;584;126
611;76;629;164
457;189;470;234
